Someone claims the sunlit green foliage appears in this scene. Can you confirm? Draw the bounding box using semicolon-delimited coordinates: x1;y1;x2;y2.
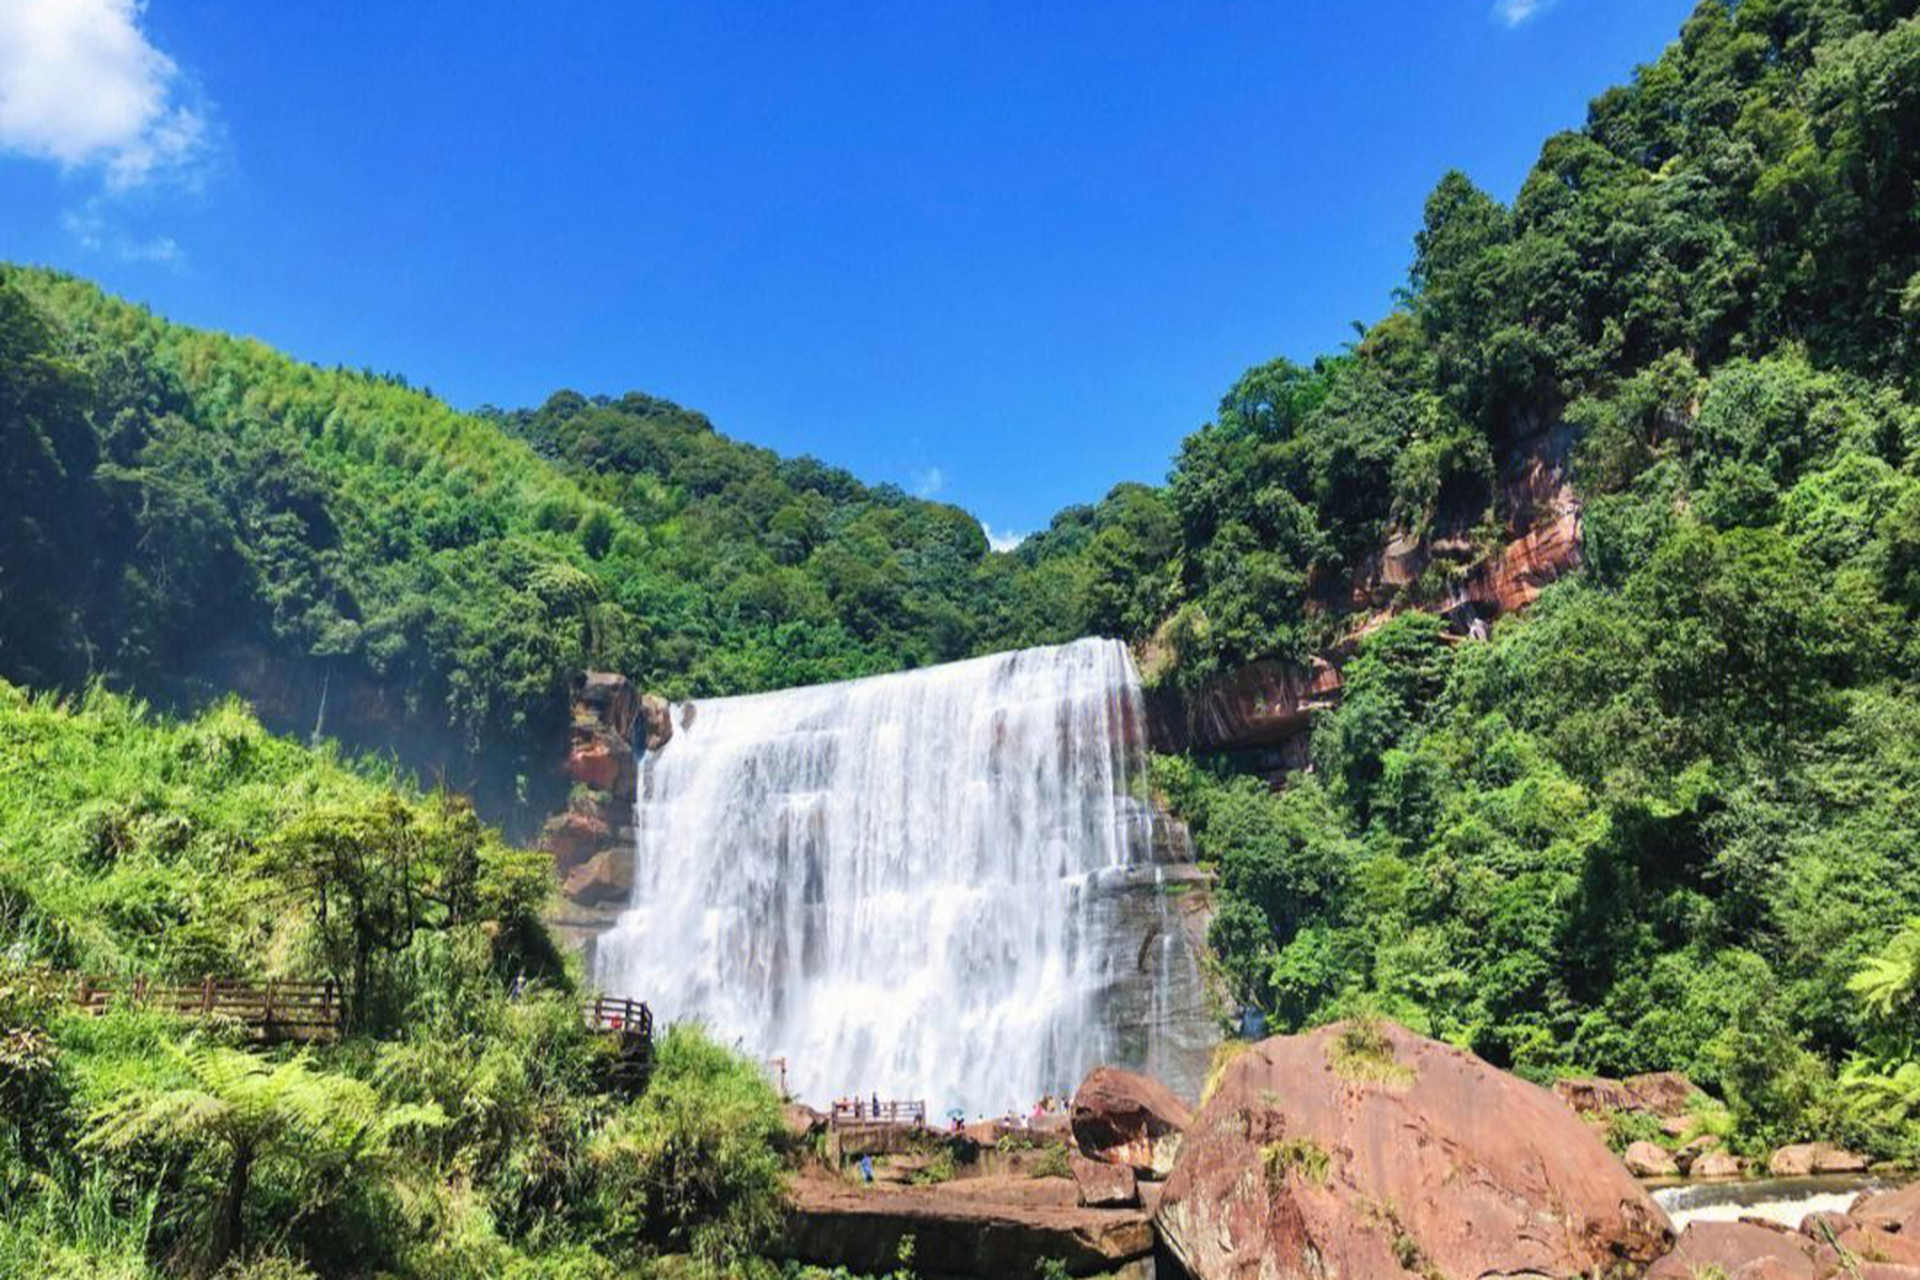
0;688;793;1277
0;268;1071;827
1163;0;1920;1158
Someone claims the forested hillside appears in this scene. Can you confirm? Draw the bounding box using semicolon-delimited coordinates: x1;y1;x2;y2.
1146;0;1920;1160
0;269;1089;827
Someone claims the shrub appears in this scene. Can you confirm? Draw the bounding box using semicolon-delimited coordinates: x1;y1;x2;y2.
591;1025;786;1275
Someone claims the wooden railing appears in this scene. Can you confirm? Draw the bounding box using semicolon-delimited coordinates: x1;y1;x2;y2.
583;994;653;1040
60;974;656;1070
830;1098;928;1127
584;994;655;1091
70;974;342;1042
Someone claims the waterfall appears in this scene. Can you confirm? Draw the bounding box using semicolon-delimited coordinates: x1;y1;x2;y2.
593;637;1179;1115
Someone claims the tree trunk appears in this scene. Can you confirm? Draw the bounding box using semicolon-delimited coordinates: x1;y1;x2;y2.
207;1142;252;1275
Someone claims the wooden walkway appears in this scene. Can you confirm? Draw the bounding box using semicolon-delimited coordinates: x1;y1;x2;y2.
830;1098;928;1127
63;974;654;1075
72;974;343;1042
585;995;656;1089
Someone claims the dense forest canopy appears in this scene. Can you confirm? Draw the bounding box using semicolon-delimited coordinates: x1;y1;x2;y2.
1154;0;1920;1160
0;269;1106;824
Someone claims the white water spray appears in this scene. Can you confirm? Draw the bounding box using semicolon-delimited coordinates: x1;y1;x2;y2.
593;638;1173;1114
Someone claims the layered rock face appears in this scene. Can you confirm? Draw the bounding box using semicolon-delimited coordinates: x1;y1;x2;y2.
1147;415;1584;760
1554;1070;1702;1123
542;671;647;953
1144;657;1343;755
1154;1021;1672;1280
782;1174;1156;1280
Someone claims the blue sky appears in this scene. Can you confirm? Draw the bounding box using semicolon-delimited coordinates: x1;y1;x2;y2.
1;0;1692;543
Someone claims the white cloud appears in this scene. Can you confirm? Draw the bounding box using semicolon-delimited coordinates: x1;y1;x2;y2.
983;524;1027;553
912;466;945;498
0;0;209;188
1493;0;1558;27
62;198;185;267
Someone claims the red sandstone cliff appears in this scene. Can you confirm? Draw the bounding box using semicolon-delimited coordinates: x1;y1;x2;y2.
1147;414;1584;759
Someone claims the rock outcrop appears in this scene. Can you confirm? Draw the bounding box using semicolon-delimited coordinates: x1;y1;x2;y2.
541;671;649;952
1143;657;1343;755
1071;1065;1192;1179
1154;1020;1672;1280
1852;1183;1920;1235
1554;1071;1702;1122
1647;1205;1920;1280
1145;415;1583;761
1648;1221;1826;1280
1070;1155;1139;1209
640;691;674;752
1690;1150;1744;1179
1768;1143;1871;1177
781;1173;1155;1278
1624;1140;1680;1178
561;847;635;907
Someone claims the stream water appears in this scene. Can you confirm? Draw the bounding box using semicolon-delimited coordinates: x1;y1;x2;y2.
1653;1175;1887;1231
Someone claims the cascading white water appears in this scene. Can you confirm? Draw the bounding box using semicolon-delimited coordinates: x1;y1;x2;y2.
593;637;1169;1115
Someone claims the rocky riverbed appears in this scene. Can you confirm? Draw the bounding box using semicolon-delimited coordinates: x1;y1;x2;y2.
776;1020;1914;1280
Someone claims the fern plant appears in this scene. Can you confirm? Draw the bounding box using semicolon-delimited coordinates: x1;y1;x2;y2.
82;1042;441;1274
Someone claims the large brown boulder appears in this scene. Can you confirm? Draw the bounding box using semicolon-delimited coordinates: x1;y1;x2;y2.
541;810;610;875
1648;1221;1826;1280
783;1104;826;1142
1624;1141;1680;1177
1154;1021;1672;1280
567;736;629;793
1627;1071;1700;1117
1853;1183;1920;1235
1690;1149;1744;1179
1648;1217;1920;1280
1070;1066;1192;1178
563;847;634;907
1769;1143;1871;1177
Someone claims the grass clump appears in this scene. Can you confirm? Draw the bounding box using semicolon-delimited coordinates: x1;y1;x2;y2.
1261;1137;1331;1189
909;1148;958;1186
1201;1039;1255;1105
1027;1142;1072;1180
1328;1018;1414;1089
